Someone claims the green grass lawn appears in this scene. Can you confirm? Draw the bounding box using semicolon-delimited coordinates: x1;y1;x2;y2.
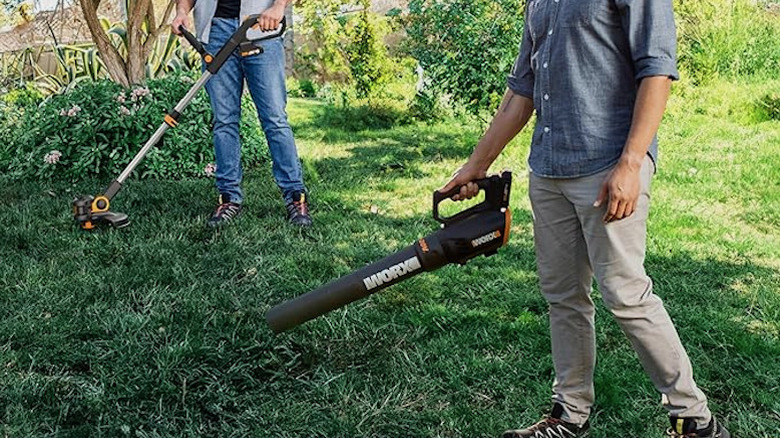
1;80;779;437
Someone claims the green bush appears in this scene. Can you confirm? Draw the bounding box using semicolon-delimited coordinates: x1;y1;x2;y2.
0;75;269;181
0;83;45;107
287;77;319;98
403;0;525;115
294;1;396;98
757;91;780;121
345;9;393;99
316;97;412;131
406;89;447;122
298;78;319;98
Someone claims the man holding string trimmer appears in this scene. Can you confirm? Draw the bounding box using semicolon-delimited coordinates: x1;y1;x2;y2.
171;0;312;228
440;1;729;437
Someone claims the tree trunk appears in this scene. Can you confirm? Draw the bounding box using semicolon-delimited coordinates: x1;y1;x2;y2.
79;0;129;87
79;0;176;86
126;0;151;84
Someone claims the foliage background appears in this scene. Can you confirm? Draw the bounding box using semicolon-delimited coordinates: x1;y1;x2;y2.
0;1;779;437
0;73;269;181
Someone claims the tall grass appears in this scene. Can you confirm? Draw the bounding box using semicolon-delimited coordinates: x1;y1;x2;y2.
675;0;780;84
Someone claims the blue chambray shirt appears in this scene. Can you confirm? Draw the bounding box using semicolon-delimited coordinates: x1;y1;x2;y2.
507;0;680;178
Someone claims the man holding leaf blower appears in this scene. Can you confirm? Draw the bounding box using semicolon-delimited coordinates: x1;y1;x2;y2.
171;0;312;228
441;0;729;437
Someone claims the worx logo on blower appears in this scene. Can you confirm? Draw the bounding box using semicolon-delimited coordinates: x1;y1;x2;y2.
363;257;423;291
266;171;514;333
471;230;502;248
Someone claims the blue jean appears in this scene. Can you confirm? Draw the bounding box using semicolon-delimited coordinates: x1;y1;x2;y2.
203;18;306;204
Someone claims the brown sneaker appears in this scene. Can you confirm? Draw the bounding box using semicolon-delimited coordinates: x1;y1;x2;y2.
285;191;312;227
502;404;590;438
207;194;242;228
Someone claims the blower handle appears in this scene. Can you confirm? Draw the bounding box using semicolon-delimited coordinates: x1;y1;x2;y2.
433;171;512;226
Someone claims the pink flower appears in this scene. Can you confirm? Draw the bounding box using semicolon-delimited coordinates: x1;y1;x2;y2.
130;87;151;102
119;106;131;116
204;163;217;177
44;150;62;164
61;104;81;117
115;93;126;103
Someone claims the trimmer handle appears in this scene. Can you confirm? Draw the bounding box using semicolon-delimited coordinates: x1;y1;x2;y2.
178;16;286;65
178;26;208;58
243;15;287;42
433;171;512;226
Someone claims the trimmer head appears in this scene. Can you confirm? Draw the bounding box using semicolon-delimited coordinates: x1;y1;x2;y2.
72;195;130;230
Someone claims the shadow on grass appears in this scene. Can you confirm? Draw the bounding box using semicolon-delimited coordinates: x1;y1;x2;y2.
293;102;480;186
1;102;778;436
1;170;779;437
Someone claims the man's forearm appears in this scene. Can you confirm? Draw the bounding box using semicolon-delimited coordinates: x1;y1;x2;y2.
177;0;194;16
469;89;535;171
621;76;672;169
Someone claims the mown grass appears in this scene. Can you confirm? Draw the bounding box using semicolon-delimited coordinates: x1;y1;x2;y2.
1;79;779;437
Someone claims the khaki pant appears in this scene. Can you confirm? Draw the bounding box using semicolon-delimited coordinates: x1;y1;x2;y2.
529;156;711;428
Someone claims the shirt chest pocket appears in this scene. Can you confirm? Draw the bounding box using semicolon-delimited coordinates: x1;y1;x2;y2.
558;0;620;28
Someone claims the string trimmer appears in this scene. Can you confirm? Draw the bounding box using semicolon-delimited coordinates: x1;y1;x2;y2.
72;16;286;230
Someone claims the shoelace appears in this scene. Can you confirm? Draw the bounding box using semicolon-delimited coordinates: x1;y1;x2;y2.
287;200;308;217
527;418;578;438
215;203;238;219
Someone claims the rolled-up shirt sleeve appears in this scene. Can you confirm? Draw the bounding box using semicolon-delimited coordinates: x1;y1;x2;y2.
507;14;535;99
616;0;680;82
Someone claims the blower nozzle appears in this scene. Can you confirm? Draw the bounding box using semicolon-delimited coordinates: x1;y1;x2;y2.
266;171;513;333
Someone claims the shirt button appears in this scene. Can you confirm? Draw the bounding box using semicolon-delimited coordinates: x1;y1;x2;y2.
548;29;553;35
543;62;549;69
544;127;550;133
544;94;550;100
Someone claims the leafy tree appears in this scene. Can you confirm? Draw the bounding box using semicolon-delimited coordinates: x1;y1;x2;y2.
1;0;34;26
295;0;393;97
79;0;176;86
403;0;525;115
344;7;391;99
294;0;352;82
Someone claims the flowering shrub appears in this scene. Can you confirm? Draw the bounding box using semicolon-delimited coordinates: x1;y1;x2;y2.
0;74;270;181
59;105;82;117
44;150;63;164
203;162;216;177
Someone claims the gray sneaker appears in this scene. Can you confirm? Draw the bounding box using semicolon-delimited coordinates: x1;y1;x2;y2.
666;417;730;438
502;404;590;438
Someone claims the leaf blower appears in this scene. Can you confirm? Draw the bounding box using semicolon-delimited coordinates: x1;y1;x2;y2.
266;171;513;333
71;17;287;230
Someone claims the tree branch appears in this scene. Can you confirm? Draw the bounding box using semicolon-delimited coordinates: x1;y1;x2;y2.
79;0;128;86
143;0;175;59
